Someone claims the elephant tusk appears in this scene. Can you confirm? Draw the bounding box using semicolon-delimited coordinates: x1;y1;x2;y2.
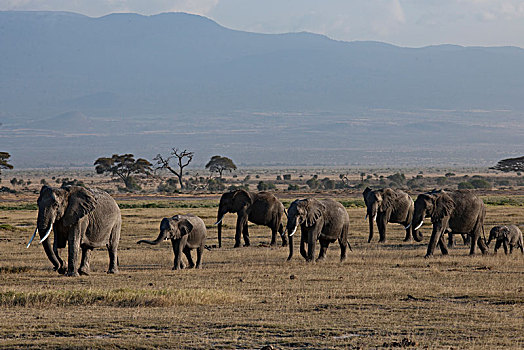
39;226;53;244
414;221;424;231
214;217;223;225
364;214;368;221
404;223;411;230
26;228;38;248
289;226;297;237
373;214;377;222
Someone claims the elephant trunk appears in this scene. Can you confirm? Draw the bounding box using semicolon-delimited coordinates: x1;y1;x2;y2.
215;207;227;248
368;209;375;243
36;216;60;270
412;226;423;242
137;230;166;245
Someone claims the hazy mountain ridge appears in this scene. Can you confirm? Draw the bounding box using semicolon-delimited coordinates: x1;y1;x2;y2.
1;11;523;168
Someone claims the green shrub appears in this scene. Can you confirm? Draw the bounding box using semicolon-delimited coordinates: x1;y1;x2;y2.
458;182;475;189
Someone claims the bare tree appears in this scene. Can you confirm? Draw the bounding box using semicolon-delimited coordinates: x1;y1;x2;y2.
154;149;194;189
490;156;524;173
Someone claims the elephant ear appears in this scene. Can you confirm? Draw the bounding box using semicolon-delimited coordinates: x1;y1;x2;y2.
501;226;510;239
431;192;455;222
362;187;372;206
177;219;194;236
380;188;398;212
305;199;325;227
62;187;97;227
232;190;253;211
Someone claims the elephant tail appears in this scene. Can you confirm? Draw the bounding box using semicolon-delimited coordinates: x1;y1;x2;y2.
346;239;353;252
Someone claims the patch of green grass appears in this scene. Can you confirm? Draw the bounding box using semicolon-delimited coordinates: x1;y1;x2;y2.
118;201;218;209
0;224;18;231
0;288;241;308
0;203;37;211
482;196;524;206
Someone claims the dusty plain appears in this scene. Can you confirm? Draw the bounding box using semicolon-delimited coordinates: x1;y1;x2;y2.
0;170;523;349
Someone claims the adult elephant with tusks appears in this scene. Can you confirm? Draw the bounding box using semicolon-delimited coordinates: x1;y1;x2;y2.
412;189;487;258
286;198;351;262
215;189;286;248
362;187;421;243
27;185;121;276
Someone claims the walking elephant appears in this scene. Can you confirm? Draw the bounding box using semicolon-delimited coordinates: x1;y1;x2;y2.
487;225;524;254
215;189;286;248
286;198;351;262
137;214;207;270
27;185;121;276
362;187;421;243
412;189;487;257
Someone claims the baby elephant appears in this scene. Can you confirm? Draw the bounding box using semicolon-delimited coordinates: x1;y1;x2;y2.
137;214;207;270
487;225;524;255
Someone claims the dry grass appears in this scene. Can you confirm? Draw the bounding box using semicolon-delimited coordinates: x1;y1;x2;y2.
0;196;523;349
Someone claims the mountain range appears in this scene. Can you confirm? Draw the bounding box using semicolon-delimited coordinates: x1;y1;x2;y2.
0;11;523;168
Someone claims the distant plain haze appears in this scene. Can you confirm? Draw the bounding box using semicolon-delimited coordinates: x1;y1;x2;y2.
0;10;523;169
2;0;524;48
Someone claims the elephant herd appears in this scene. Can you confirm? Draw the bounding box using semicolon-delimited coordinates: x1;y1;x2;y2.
27;185;523;277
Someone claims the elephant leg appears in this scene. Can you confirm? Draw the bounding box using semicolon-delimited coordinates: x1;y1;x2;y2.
53;240;66;274
403;227;412;242
300;232;308;260
316;239;329;262
494;240;501;253
307;232;317;263
438;234;449;255
183;246;195;268
242;221;250;247
195;245;203;269
66;228;81;277
108;222;120;274
447;232;455;248
461;233;470;245
377;219;387;243
235;215;247;248
502;241;508;255
172;240;184;270
338;237;348;262
426;226;444;258
279;223;287;247
509;244;514;254
270;225;277;246
79;246;92;275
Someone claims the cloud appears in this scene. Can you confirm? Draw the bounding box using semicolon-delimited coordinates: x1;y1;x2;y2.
391;0;406;23
0;0;220;17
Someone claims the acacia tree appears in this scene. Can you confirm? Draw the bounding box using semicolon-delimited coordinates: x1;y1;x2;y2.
154;148;194;189
205;155;237;178
491;156;524;173
0;152;13;175
94;154;153;190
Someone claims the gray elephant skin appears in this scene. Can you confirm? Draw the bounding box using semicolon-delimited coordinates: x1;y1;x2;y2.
362;187;420;243
286;198;351;262
487;225;524;254
215;189;286;248
28;185;121;276
138;214;206;270
412;189;487;257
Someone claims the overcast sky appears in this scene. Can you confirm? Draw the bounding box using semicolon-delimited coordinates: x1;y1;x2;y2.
2;0;524;47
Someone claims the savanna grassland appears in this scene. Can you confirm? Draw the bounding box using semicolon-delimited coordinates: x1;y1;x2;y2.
1;190;523;349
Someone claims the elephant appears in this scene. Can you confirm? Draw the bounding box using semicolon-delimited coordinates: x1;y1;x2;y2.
137;214;206;270
27;185;121;276
487;225;524;254
412;189;487;257
362;187;421;243
215;189;286;248
285;198;351;262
